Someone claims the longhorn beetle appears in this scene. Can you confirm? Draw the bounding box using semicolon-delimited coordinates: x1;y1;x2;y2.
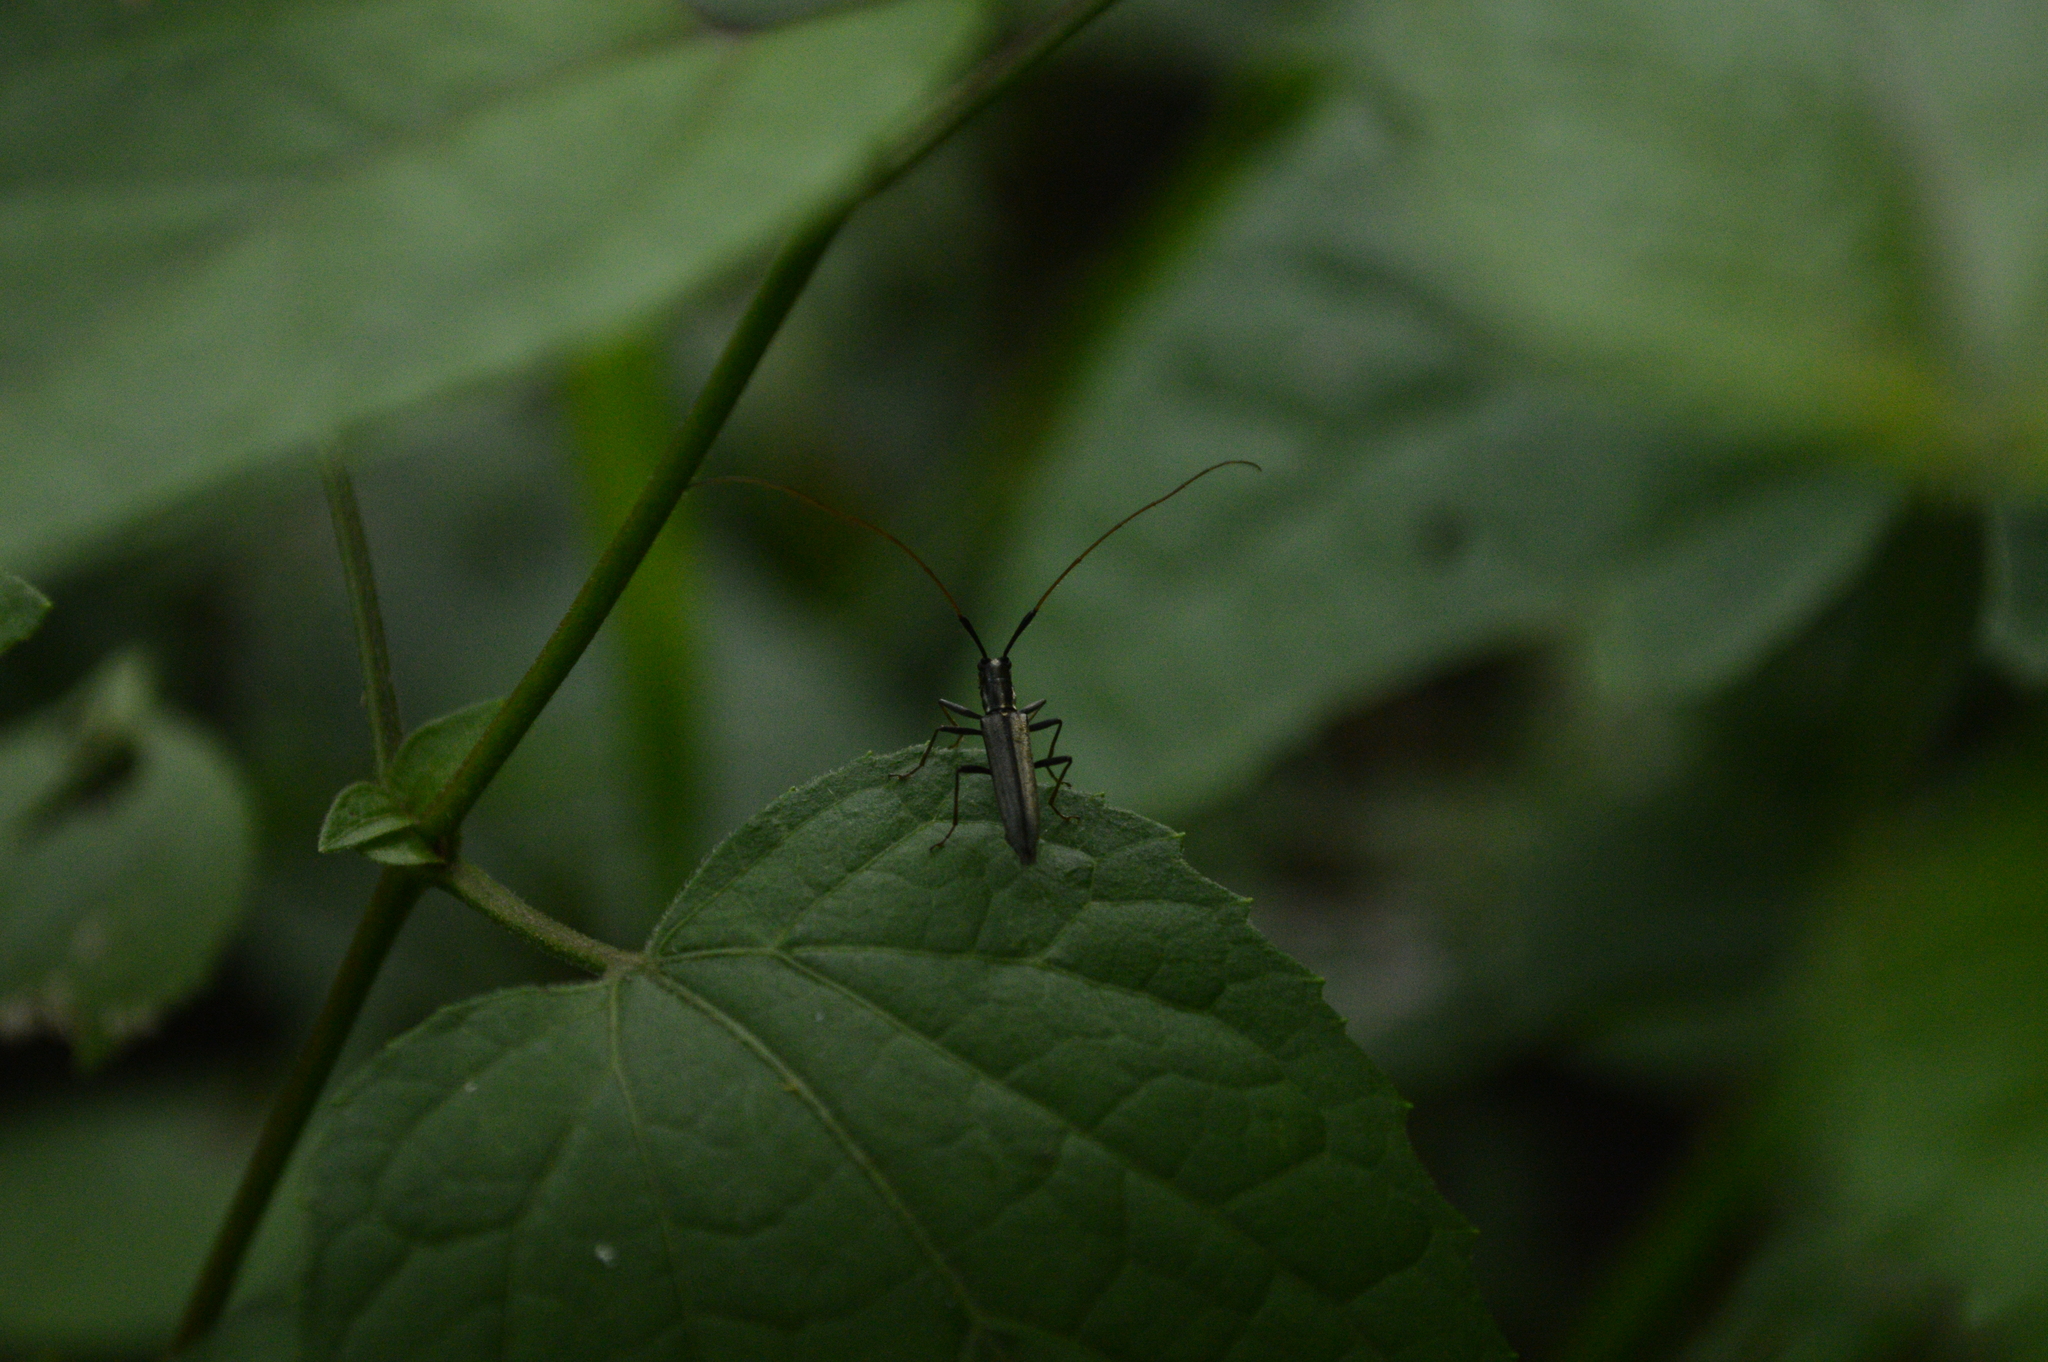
696;460;1257;863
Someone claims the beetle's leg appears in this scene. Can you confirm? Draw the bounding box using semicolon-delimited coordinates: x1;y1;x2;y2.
1036;754;1076;822
894;699;983;780
933;763;991;852
1024;713;1071;817
1020;699;1048;717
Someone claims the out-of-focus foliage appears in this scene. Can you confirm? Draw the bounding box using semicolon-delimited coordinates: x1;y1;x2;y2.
0;0;980;573
0;653;255;1067
995;86;1905;817
0;1083;256;1353
1984;501;2048;681
0;576;51;658
7;0;2048;1355
1794;738;2048;1351
1351;0;2048;484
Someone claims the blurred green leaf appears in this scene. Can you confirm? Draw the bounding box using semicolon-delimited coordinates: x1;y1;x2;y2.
186;1293;303;1362
303;748;1507;1361
1000;90;1884;820
1982;499;2048;683
0;652;256;1066
565;334;710;887
0;574;50;657
1351;0;2048;480
1680;1218;1976;1362
0;1084;252;1355
1582;471;1898;702
1790;736;2048;1346
0;0;981;573
687;0;890;29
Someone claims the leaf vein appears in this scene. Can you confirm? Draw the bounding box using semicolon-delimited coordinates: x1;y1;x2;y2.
762;951;1361;1323
636;969;993;1335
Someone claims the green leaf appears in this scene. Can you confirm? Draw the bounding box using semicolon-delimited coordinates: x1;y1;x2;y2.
315;701;504;866
1789;735;2048;1344
304;749;1507;1361
0;1084;252;1355
316;779;438;866
1982;499;2048;683
316;780;416;854
0;0;981;572
1581;469;1898;701
0;652;256;1066
388;697;503;813
0;574;50;657
997;89;1850;819
1350;0;2048;479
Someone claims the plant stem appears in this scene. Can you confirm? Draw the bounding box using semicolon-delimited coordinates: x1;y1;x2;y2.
416;213;839;839
417;0;1131;841
320;453;404;778
173;868;429;1351
178;0;1137;1346
437;859;642;975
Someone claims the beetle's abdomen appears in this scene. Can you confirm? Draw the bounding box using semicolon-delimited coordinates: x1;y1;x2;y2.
980;709;1039;863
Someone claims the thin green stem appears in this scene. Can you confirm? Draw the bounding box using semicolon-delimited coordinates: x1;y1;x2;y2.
416;213;840;839
869;0;1124;195
173;868;428;1351
437;859;642;975
320;453;404;777
417;0;1130;840
178;0;1136;1346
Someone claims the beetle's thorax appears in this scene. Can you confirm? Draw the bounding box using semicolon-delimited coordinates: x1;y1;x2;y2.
977;656;1015;713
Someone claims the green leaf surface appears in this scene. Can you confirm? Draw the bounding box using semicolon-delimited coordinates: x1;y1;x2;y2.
0;0;980;572
1350;0;2048;479
998;90;1877;820
0;574;50;656
1581;470;1898;701
316;780;415;853
0;653;256;1065
1790;736;2048;1344
388;697;502;813
0;1084;256;1355
1982;499;2048;683
303;749;1507;1361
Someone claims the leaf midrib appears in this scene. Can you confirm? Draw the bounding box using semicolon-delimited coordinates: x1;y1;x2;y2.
634;967;994;1336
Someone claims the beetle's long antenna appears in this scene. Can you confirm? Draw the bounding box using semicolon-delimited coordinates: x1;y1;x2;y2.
997;459;1259;658
693;475;992;658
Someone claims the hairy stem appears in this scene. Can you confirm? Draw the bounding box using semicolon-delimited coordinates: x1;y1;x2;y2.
417;0;1131;841
174;868;429;1349
320;453;404;778
437;859;642;975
